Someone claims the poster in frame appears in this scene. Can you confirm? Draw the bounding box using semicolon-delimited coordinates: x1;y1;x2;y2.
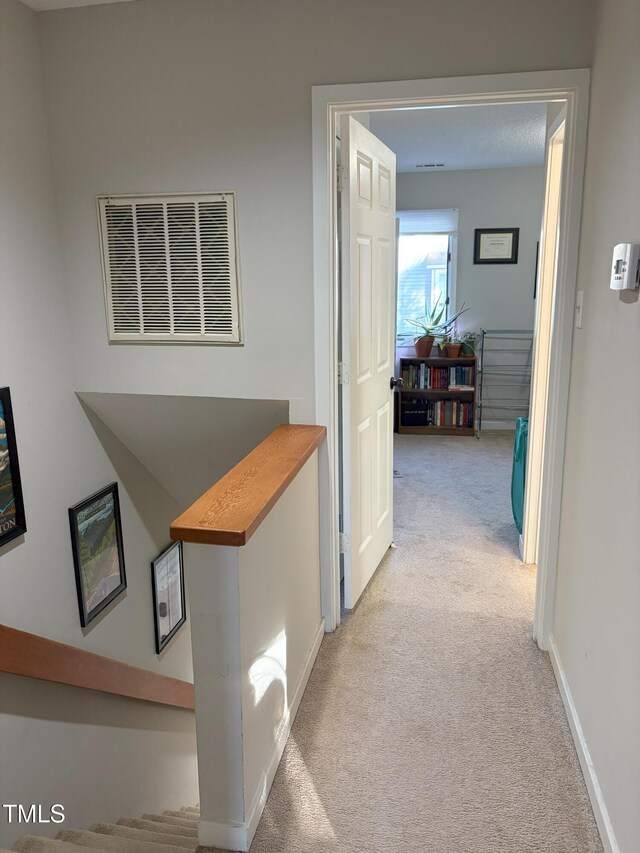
0;387;27;549
151;541;186;653
474;228;520;264
69;482;126;627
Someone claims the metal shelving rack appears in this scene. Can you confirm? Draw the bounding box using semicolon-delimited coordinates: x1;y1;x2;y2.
476;329;533;437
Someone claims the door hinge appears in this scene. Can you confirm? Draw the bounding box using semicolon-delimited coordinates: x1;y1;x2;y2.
339;532;349;554
337;164;345;193
337;361;349;384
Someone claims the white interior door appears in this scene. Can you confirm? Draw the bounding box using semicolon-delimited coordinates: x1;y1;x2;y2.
340;115;396;609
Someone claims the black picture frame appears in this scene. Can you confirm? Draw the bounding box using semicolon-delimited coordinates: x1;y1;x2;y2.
69;482;126;627
474;228;520;264
151;541;186;653
0;387;27;549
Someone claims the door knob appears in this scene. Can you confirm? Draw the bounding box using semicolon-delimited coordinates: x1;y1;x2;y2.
390;376;404;390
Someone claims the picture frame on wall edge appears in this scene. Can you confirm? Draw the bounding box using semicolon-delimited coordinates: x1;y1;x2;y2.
151;540;186;654
474;227;520;264
69;482;127;627
0;387;27;549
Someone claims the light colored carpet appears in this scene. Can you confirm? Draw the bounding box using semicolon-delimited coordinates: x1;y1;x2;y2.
250;433;603;852
10;436;603;853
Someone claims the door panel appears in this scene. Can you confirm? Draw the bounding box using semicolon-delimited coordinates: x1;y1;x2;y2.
356;236;373;382
341;116;396;609
377;238;392;370
376;401;391;527
357;417;373;555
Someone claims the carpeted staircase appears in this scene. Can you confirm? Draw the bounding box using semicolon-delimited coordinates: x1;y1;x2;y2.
5;808;201;853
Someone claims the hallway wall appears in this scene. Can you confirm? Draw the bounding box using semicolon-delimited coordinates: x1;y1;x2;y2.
0;0;192;674
36;0;594;421
553;0;640;850
0;0;191;678
0;1;198;838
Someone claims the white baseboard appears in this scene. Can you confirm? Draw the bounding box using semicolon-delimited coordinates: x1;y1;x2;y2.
244;619;325;848
547;636;619;853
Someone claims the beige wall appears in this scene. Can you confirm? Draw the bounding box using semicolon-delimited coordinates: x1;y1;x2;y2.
0;0;193;678
0;673;198;848
397;166;545;332
0;0;197;839
36;0;594;422
553;1;640;851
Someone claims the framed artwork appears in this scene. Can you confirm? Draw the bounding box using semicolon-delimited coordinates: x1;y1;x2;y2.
0;387;27;548
151;541;186;653
474;228;520;264
69;482;126;627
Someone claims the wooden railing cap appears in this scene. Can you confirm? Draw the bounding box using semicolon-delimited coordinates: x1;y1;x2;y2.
170;423;326;547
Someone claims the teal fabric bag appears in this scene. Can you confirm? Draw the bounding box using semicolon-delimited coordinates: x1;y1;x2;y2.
511;417;529;535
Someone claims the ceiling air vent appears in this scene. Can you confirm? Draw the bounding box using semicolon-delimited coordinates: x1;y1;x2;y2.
97;193;243;344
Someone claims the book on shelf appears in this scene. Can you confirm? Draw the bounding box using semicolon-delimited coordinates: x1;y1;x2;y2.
400;397;475;428
400;360;475;391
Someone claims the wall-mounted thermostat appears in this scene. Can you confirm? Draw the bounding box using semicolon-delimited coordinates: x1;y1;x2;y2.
610;243;640;291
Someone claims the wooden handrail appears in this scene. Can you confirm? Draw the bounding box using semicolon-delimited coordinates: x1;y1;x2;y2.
0;624;195;710
170;423;326;547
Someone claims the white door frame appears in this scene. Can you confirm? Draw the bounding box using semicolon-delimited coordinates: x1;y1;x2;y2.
312;70;590;644
522;107;567;566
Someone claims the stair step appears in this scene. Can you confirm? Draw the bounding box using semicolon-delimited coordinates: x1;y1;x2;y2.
57;830;188;853
140;816;197;829
116;821;196;839
89;824;196;850
178;809;199;815
160;813;197;823
13;839;97;853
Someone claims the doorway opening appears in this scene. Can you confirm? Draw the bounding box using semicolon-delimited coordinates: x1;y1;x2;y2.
312;71;590;641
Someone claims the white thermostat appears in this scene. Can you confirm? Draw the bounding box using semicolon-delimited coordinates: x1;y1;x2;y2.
610;243;640;291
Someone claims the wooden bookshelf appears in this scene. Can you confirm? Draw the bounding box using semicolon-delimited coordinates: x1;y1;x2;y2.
396;354;477;436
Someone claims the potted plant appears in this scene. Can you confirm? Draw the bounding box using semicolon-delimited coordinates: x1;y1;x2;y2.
403;298;446;357
404;299;469;359
441;327;463;358
461;330;478;357
438;324;463;358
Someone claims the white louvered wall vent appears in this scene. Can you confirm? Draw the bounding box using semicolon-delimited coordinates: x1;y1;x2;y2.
97;193;243;344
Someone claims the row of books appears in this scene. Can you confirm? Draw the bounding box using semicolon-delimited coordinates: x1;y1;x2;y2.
401;364;475;390
401;399;475;428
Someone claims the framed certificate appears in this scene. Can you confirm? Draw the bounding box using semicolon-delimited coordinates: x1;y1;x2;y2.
474;228;519;264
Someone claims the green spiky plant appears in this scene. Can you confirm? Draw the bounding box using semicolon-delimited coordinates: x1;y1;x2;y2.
404;297;470;341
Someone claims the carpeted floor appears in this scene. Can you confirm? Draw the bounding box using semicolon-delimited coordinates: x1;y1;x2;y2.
251;432;603;852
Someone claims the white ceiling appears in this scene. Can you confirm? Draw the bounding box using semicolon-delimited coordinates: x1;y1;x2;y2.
24;0;134;10
365;103;548;173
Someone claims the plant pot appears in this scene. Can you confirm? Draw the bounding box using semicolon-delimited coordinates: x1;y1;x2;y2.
461;342;475;357
414;335;434;358
445;343;462;358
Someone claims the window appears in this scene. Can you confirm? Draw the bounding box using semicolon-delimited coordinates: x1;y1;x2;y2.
98;193;243;344
396;209;458;339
